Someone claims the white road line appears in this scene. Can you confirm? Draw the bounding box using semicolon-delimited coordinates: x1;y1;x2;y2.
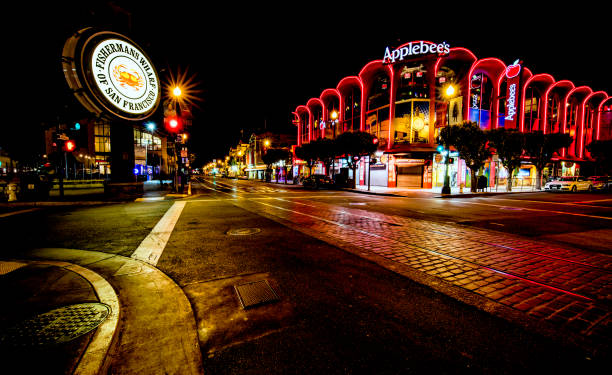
0;207;40;218
131;201;186;266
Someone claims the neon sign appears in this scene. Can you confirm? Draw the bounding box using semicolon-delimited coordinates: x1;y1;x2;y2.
504;59;522;128
383;41;450;64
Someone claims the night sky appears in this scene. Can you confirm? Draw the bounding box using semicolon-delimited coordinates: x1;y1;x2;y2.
3;1;610;165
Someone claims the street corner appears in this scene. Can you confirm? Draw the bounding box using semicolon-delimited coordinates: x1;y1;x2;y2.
0;259;120;375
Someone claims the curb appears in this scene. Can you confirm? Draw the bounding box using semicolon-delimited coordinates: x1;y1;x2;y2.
25;248;204;375
16;259;121;375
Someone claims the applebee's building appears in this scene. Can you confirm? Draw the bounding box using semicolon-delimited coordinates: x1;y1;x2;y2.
292;41;612;189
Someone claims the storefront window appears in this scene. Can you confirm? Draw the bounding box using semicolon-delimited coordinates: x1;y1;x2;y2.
94;120;111;154
342;87;361;132
469;73;492;129
524;87;540;132
547;95;560;133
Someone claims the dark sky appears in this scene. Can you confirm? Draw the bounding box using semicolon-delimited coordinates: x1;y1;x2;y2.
4;1;610;163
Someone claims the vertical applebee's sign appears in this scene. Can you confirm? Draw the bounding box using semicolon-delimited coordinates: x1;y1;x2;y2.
504;59;522;129
62;28;161;121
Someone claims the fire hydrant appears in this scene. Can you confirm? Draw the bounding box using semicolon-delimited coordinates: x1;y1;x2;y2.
459;183;464;194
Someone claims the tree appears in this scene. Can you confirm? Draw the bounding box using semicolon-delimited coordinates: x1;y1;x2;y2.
294;142;318;177
487;128;525;191
313;138;337;178
335;131;378;188
587;139;612;175
452;121;492;192
524;131;573;190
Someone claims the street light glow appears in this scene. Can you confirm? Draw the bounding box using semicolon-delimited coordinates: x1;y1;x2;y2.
173;86;182;97
446;84;455;97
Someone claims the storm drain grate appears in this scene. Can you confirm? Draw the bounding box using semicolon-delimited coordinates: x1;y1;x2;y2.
0;303;110;347
234;280;280;309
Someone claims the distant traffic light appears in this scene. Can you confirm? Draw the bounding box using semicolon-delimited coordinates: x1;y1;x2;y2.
372;136;379;145
64;139;76;152
164;116;182;132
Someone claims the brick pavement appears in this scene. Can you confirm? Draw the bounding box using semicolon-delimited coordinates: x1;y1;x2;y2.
232;197;612;345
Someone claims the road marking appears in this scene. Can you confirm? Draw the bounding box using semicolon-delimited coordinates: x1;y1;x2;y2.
0;207;40;218
459;200;612;220
485;197;610;208
131;201;186;266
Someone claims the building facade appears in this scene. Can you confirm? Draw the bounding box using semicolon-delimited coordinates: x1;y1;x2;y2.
293;40;612;189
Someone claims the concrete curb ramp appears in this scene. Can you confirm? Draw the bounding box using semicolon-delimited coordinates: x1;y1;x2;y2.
26;248;203;375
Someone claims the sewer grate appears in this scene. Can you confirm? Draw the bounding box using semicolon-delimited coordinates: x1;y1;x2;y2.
234;280;280;309
227;228;261;236
0;303;110;347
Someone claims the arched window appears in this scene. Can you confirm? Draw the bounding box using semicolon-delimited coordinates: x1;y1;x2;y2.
394;64;430;144
469;73;493;129
547;94;561;133
342;86;361;132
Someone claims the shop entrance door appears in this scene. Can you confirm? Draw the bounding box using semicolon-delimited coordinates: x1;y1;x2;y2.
396;165;423;188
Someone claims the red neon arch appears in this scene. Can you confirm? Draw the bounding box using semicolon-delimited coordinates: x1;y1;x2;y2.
583;91;607;146
521;73;554;133
295;105;311;144
598;96;612;140
307;98;324;140
337;76;364;133
565;86;592;158
468;58;506;129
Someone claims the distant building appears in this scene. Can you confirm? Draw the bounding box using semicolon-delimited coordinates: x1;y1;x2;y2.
293;40;611;189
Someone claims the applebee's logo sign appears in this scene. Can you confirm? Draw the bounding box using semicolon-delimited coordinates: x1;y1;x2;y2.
504;60;521;122
383;41;450;64
505;84;517;121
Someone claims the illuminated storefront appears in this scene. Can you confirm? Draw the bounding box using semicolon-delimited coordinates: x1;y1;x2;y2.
293;40;611;188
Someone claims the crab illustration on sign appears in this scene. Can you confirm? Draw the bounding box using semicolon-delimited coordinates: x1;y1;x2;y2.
113;64;144;91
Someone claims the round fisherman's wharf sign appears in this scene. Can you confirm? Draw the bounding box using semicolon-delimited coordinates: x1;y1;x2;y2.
63;29;161;121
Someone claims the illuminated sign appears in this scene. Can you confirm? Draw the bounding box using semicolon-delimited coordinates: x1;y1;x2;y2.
62;28;161;121
91;39;159;116
504;60;522;128
383;41;450;64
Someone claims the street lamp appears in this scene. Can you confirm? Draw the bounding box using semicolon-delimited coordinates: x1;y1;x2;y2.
441;84;456;195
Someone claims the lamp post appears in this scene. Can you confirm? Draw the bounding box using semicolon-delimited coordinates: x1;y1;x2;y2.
441;84;456;195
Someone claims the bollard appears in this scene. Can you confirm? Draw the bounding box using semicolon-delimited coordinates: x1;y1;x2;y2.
188;182;192;195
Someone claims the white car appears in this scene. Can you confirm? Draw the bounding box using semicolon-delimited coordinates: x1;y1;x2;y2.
544;176;593;192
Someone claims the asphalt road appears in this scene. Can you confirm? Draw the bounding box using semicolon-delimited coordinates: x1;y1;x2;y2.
2;177;611;374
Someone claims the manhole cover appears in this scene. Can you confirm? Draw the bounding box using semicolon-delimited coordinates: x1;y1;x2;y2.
227;228;261;236
0;303;110;347
234;280;280;309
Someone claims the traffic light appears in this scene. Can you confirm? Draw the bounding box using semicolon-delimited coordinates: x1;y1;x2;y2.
64;139;76;152
372;136;379;145
164;115;182;133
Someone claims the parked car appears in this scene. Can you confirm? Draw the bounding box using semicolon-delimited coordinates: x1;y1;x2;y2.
302;174;334;189
588;176;612;191
544;176;593;192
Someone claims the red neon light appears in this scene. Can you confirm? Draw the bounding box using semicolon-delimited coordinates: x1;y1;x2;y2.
582;91;606;149
467;58;506;129
597;96;612;140
520;73;554;133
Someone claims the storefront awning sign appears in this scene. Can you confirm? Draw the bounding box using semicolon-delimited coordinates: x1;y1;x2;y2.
383;41;450;64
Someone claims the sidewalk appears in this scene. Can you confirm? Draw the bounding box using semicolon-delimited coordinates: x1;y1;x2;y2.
349;184;543;198
0;249;203;374
0;260;116;374
0;180;177;208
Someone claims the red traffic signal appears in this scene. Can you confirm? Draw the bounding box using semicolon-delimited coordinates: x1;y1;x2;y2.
372;136;379;145
64;140;76;152
164;116;182;133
